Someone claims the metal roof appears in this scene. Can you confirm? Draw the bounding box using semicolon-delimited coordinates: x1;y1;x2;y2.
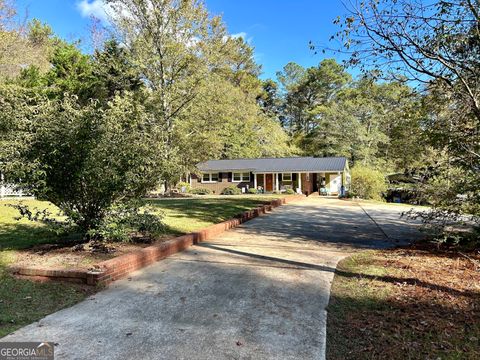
197;157;347;173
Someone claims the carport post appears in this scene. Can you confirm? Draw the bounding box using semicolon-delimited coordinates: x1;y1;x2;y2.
254;173;257;190
275;173;279;192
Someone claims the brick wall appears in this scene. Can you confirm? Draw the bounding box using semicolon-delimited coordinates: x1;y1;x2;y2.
191;172;253;194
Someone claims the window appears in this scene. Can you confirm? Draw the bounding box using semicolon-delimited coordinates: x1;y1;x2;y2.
282;173;292;182
202;173;219;183
232;172;250;182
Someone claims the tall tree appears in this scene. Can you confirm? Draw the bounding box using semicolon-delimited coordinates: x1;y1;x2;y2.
107;0;290;186
0;1;53;81
330;0;480;231
334;0;480;120
276;59;351;150
106;0;243;185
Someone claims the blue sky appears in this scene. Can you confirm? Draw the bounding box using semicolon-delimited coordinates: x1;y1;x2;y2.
15;0;348;79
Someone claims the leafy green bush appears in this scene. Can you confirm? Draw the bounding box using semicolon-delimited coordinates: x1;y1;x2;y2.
248;188;258;194
285;188;295;195
190;187;211;195
176;181;191;193
350;166;387;200
87;202;164;242
221;185;241;195
2;91;164;235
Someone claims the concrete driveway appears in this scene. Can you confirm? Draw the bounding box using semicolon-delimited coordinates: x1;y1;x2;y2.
2;198;422;360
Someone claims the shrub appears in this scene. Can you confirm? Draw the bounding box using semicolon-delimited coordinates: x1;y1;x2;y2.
285;188;295;195
176;181;191;193
248;188;258;194
350;166;387;200
2;92;164;235
190;187;211;195
221;185;241;195
87;202;165;242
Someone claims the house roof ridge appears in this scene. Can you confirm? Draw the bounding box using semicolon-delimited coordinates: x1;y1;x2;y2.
201;156;346;161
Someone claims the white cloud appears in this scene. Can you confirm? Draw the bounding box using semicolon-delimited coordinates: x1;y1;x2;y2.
223;32;253;44
231;32;247;40
76;0;110;22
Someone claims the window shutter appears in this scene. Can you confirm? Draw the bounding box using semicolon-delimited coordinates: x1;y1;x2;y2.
279;173;282;181
218;172;222;182
228;172;232;182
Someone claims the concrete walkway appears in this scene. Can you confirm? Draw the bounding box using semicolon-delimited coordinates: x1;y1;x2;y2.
2;198;423;360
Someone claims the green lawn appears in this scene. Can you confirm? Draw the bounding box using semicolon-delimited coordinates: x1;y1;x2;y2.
0;199;63;251
0;195;284;337
0;199;95;337
146;195;282;234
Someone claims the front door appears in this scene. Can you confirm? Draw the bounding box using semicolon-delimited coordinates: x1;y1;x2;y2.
265;174;273;192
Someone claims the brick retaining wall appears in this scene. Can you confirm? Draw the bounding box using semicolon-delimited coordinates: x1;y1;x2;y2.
9;195;305;285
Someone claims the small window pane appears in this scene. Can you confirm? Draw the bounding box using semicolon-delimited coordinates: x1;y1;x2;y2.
283;173;292;181
242;172;250;181
211;173;219;181
202;173;210;182
233;173;241;181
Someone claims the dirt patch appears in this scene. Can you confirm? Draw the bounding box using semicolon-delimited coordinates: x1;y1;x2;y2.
327;246;480;360
12;237;174;271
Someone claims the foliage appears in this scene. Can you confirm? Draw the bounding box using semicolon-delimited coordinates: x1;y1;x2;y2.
0;2;54;81
1;0;292;239
6;202;75;235
404;163;480;246
329;0;480;244
173;74;291;169
285;188;295;195
176;181;191;193
92;39;143;101
248;188;258;194
333;0;480;121
87;203;165;242
221;185;242;195
277;60;351;144
350;166;387;200
268;59;427;172
189;188;212;195
2;90;164;234
104;0;240;185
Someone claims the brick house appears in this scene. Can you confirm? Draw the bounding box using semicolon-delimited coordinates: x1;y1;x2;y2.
190;156;350;196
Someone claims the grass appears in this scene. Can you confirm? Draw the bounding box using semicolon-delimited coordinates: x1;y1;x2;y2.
0;199;96;338
0;194;284;337
327;248;480;360
146;195;281;234
0;199;63;251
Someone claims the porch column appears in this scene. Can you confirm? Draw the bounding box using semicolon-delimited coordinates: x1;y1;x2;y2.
254;173;257;190
275;173;279;191
297;172;302;194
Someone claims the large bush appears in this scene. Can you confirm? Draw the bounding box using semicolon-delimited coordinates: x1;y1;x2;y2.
2;91;165;235
350;166;387;200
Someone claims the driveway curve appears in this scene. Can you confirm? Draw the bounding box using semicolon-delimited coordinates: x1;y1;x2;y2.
1;197;422;360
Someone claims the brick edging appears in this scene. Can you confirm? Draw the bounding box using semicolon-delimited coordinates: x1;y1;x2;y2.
9;195;305;285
